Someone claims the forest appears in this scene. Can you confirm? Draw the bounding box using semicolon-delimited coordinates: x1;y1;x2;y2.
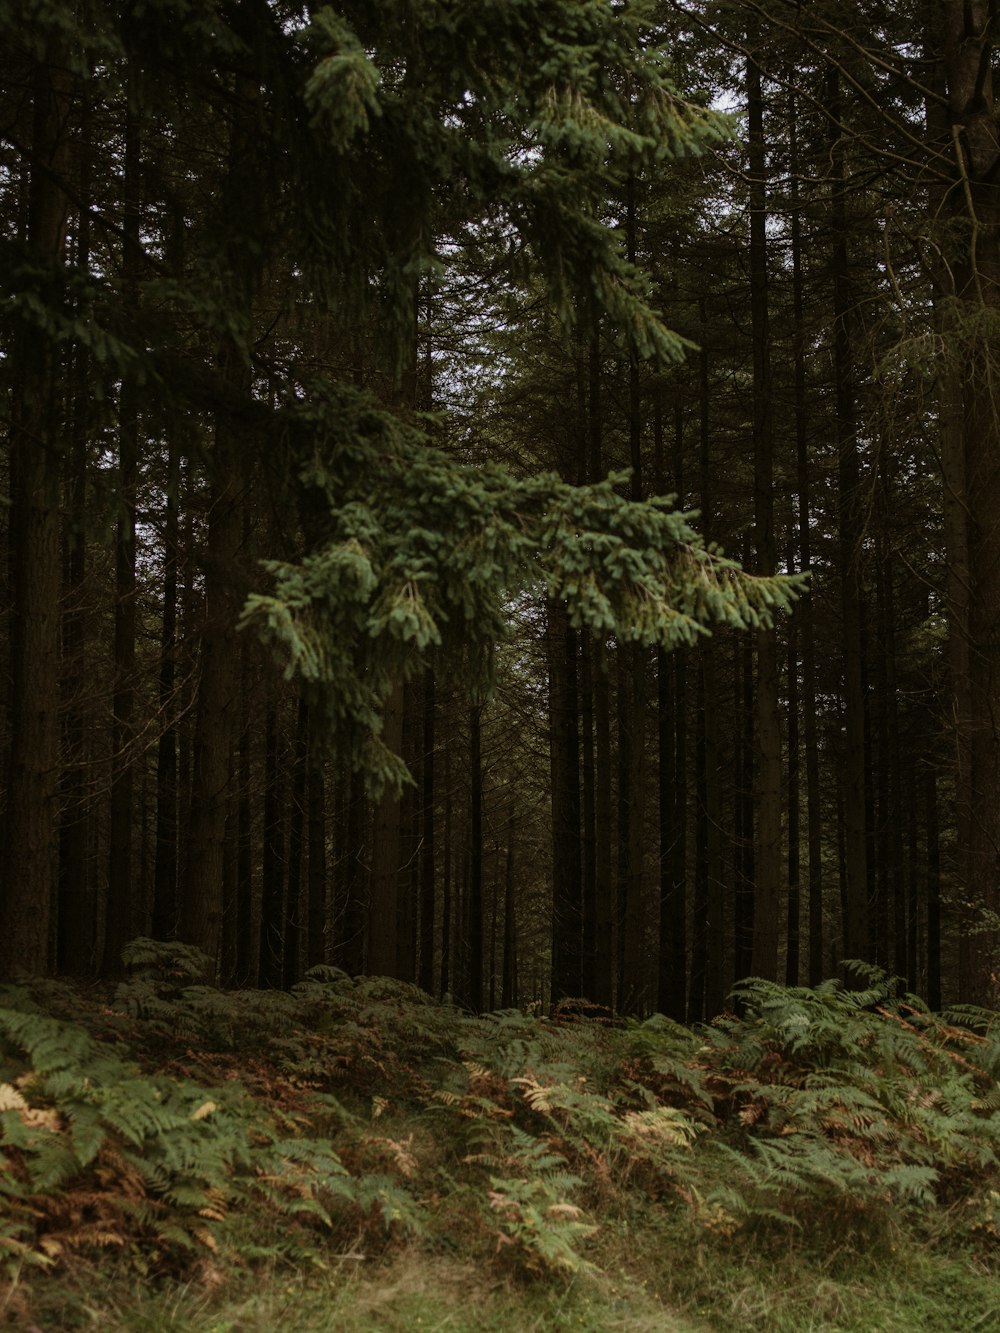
5;0;1000;1017
4;1;1000;1329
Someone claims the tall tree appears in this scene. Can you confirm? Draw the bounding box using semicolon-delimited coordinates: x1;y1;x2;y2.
827;64;871;970
1;34;72;976
58;94;95;976
940;1;1000;1006
747;41;782;980
179;64;258;970
548;604;583;1002
106;59;141;973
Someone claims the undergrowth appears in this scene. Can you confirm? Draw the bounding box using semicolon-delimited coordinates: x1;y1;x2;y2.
2;943;999;1329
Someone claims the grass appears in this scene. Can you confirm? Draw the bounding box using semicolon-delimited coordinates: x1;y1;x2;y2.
8;1228;999;1332
5;1251;701;1332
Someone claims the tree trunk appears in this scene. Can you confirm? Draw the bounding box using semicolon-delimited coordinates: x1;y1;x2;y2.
58;98;94;975
689;663;709;1022
593;642;614;1008
549;605;583;1001
695;323;726;1018
152;436;181;942
785;513;801;987
734;631;756;982
368;682;404;976
259;698;285;988
748;47;781;981
441;730;453;998
617;178;647;1015
657;646;685;1020
941;2;1000;1006
179;68;260;972
790;96;825;985
306;736;328;971
418;669;436;993
106;65;141;975
580;628;598;1000
341;768;368;976
1;46;71;978
397;682;419;985
925;767;942;1009
616;644;646;1015
828;66;870;970
235;658;254;981
665;393;690;1020
588;327;615;1009
879;462;907;982
221;738;239;986
502;805;517;1007
283;696;309;987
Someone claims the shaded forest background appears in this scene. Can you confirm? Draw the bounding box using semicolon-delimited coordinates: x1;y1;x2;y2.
3;0;999;1018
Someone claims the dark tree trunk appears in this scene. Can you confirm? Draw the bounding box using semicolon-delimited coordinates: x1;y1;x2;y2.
106;66;141;975
748;46;781;981
221;741;239;987
441;730;453;998
369;683;404;976
942;2;1000;1005
657;646;685;1020
734;632;756;982
181;406;244;972
580;632;598;1000
925;767;941;1009
58;100;94;975
588;328;615;1008
695;328;725;1018
397;682;419;985
468;702;485;1010
152;437;181;942
1;46;71;978
874;556;892;971
418;669;436;993
828;66;870;970
593;642;614;1008
785;524;801;988
617;178;647;1015
259;699;285;988
616;644;646;1015
502;806;517;1008
488;837;499;1011
790;97;825;985
662;389;690;1020
342;769;368;977
688;663;709;1023
878;461;908;982
235;660;254;981
306;734;328;971
549;606;583;1001
282;696;309;987
180;70;260;972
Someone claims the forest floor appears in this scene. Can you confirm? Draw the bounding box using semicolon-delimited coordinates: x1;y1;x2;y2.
1;945;999;1331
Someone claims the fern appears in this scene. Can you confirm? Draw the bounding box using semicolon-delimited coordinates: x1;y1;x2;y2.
5;958;1000;1285
120;937;213;984
471;1126;596;1276
0;992;424;1273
